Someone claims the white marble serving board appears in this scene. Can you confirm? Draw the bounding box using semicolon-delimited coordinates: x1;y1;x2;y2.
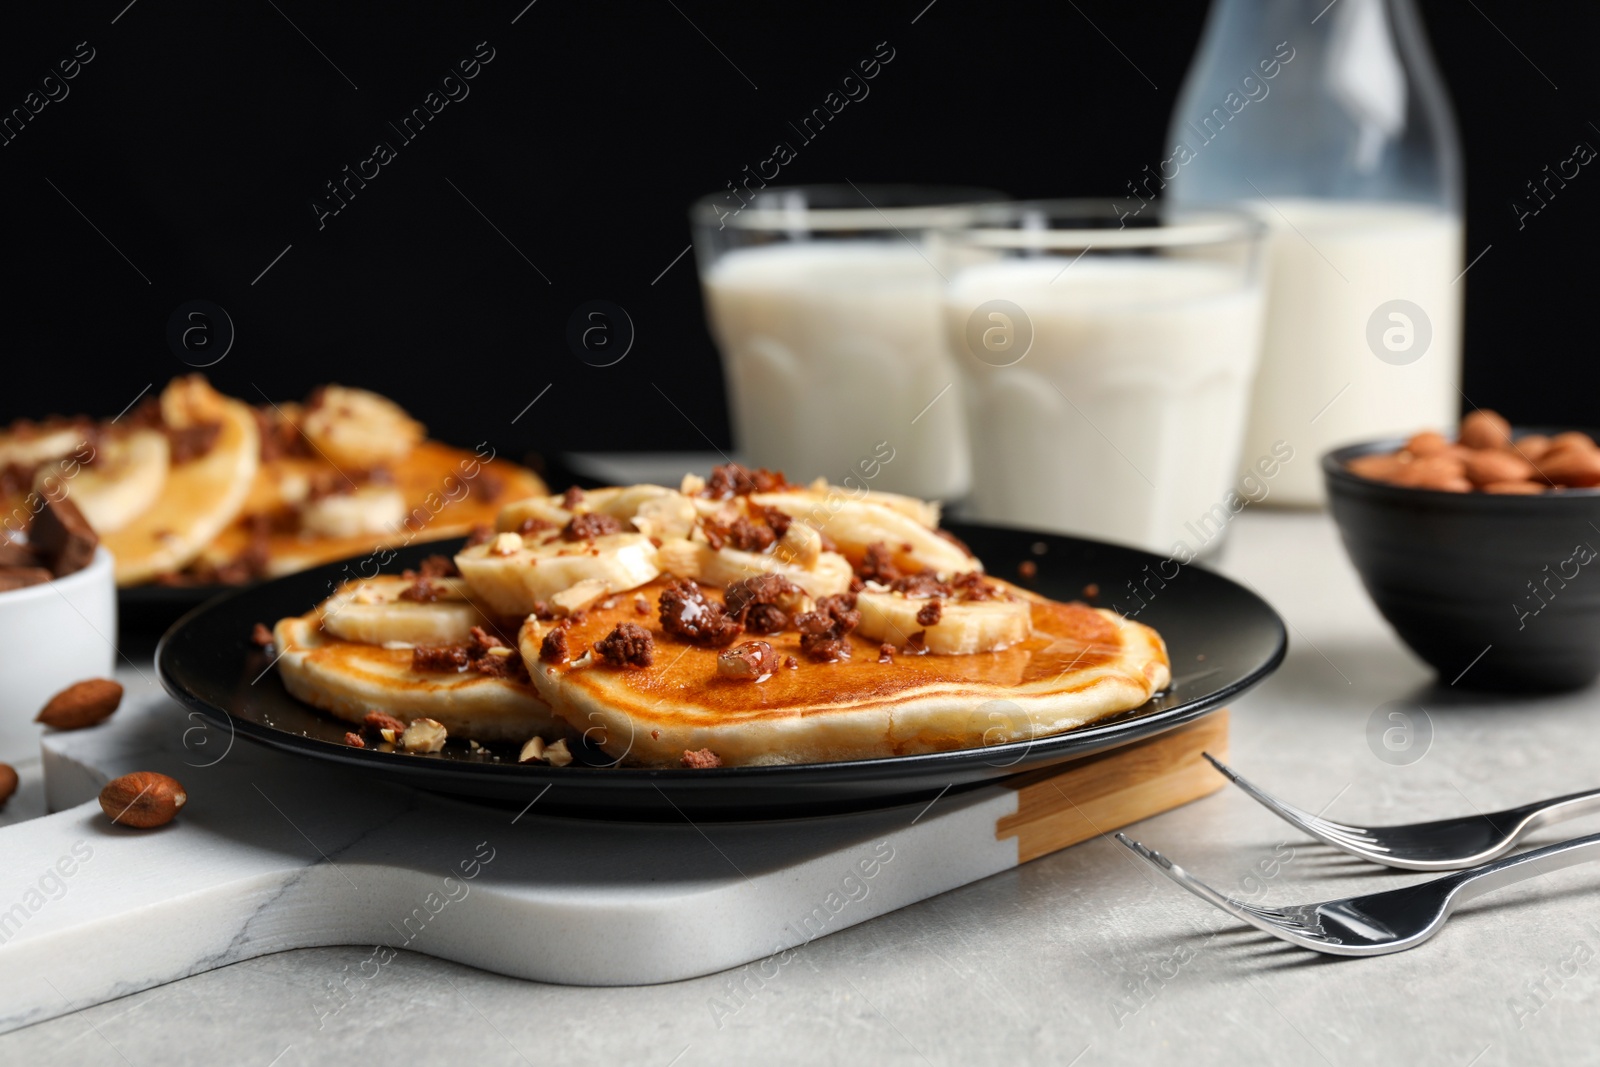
0;685;1221;1035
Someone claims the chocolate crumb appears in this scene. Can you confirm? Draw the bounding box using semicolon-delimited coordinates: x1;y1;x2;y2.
878;642;894;664
540;626;571;664
916;599;943;627
562;512;623;542
1082;583;1100;600
681;748;724;769
343;731;365;749
1017;560;1038;580
595;622;654;668
250;622;274;647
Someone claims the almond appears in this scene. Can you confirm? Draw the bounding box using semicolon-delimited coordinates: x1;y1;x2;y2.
1539;448;1600;488
0;762;17;807
1462;450;1535;487
1460;409;1513;450
36;678;124;730
1513;434;1552;461
1403;431;1452;456
99;771;186;828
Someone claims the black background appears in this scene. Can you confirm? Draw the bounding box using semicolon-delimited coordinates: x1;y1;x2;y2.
1;1;1595;462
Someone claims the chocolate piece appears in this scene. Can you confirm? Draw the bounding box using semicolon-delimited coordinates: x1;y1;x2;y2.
31;494;98;577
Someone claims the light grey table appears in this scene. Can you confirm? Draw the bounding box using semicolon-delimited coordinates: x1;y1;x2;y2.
5;509;1599;1066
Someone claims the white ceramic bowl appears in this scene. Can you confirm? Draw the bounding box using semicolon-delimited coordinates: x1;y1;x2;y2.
0;546;117;724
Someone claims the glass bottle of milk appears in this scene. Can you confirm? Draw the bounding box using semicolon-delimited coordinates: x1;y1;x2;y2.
1165;0;1463;505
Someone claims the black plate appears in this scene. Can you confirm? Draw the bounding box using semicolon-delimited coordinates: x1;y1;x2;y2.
156;524;1286;820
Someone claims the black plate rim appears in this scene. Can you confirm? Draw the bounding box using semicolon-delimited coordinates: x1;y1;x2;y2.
155;524;1287;790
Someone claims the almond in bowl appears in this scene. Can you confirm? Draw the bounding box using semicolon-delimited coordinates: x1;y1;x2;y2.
1324;415;1600;692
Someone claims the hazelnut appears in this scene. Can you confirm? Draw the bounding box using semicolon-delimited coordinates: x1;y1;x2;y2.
1462;450;1535;487
544;738;573;767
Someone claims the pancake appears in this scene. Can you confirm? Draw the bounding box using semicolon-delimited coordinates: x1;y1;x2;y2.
515;578;1170;767
198;441;545;578
102;390;260;585
273;614;564;743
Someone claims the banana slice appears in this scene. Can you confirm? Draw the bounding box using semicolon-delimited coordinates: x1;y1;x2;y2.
751;491;975;576
299;484;405;538
656;540;853;598
43;429;169;534
0;422;90;471
796;477;942;528
102;383;260;585
301;385;424;468
496;484;697;541
319;575;490;646
855;588;1031;654
455;530;660;615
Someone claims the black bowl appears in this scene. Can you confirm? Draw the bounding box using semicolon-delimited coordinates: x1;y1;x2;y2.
1324;438;1600;691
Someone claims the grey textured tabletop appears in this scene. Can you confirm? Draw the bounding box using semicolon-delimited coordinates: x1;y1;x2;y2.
4;510;1599;1066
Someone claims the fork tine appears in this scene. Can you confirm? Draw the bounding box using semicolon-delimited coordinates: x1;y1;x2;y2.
1202;753;1373;837
1115;833;1340;949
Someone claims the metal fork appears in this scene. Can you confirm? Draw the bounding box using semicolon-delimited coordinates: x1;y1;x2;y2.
1116;830;1600;956
1203;753;1600;871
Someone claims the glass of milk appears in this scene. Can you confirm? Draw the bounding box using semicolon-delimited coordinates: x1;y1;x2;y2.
936;202;1268;558
692;185;1000;500
1165;0;1463;505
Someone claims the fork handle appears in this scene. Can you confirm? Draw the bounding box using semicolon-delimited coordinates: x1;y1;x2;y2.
1518;787;1600;834
1453;829;1600;902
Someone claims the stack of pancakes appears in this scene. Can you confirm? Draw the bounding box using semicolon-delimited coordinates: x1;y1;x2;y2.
274;466;1170;768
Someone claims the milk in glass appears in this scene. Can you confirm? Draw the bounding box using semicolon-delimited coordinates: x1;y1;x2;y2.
702;242;970;499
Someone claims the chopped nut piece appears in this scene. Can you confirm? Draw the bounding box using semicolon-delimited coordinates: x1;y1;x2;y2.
489;531;523;556
716;640;779;681
400;717;447;753
680;473;707;496
878;642;894;664
544;738;573;767
380;727;397;743
681;748;723;769
250;622;274;647
518;736;547;764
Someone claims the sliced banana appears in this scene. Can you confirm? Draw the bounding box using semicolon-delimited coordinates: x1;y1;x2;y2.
855;589;1031;654
318;575;490;646
102;387;260;586
798;477;942;528
301;385;424;468
455;530;660;615
752;491;975;576
42;429;168;534
656;540;853;598
0;423;90;471
299;484;405;538
496;484;696;540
